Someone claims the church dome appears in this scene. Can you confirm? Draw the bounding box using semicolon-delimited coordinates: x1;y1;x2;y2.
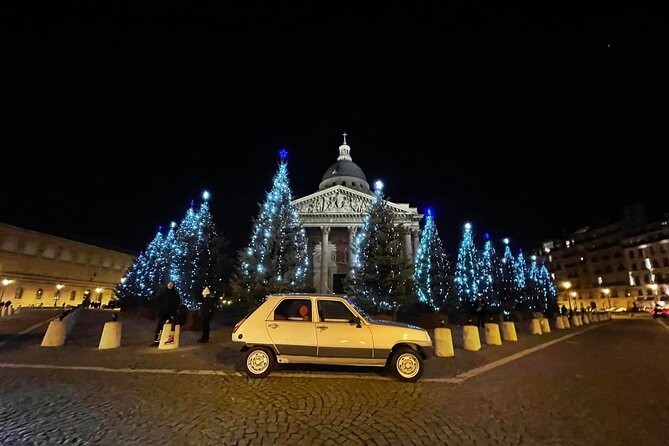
318;134;371;193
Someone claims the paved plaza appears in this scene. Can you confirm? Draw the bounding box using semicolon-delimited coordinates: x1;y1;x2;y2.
1;309;668;445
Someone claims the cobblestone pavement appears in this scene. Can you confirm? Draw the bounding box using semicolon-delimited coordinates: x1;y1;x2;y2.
0;313;667;445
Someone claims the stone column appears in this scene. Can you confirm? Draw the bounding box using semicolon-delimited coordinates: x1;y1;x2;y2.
320;226;331;293
347;225;358;265
412;227;421;258
403;225;413;260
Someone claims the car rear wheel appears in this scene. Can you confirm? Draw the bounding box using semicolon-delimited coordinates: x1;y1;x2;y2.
244;346;275;378
390;347;423;382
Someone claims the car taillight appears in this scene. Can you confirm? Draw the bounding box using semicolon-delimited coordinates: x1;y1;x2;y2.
232;319;245;334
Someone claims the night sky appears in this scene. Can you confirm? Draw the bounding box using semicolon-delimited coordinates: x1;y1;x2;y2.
2;3;663;256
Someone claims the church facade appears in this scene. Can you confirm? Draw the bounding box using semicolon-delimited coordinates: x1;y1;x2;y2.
292;135;423;294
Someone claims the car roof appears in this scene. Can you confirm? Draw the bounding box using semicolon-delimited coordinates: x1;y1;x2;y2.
268;293;350;299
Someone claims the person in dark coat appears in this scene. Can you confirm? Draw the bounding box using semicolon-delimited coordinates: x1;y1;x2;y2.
197;290;217;343
153;281;181;344
474;298;485;328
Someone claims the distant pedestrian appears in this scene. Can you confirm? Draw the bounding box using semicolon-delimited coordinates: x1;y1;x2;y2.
561;305;568;316
474;298;485;328
198;289;217;343
153;281;181;345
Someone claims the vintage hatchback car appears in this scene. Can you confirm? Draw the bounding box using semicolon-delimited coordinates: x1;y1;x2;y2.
231;294;433;381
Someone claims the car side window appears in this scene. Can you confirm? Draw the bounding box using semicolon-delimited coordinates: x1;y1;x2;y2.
273;299;312;322
318;300;355;323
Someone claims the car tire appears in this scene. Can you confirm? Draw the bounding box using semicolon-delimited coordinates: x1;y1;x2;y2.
390;347;423;382
243;346;275;378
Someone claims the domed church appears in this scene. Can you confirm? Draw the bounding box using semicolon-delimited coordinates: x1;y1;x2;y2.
292;134;423;294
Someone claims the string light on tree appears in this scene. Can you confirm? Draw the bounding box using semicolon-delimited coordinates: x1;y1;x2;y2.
454;221;478;308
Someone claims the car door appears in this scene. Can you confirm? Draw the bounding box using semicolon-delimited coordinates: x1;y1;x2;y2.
266;298;317;356
315;299;373;358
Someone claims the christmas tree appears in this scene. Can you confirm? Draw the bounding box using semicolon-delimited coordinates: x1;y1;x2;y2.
538;262;559;314
477;233;498;308
235;150;309;302
454;222;478;309
413;208;450;312
513;249;527;309
346;180;413;315
497;238;517;311
526;255;540;311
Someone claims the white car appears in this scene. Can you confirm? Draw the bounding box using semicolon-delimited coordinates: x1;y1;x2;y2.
231;294;433;382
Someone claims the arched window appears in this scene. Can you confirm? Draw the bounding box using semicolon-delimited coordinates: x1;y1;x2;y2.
70;290;76;301
36;288;43;299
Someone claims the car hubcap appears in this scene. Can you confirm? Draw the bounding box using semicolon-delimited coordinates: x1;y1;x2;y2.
396;353;419;378
247;350;269;374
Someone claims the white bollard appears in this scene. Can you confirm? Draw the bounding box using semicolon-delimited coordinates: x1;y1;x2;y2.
570;315;579;327
41;320;67;347
562;316;571;328
577;315;583;325
555;316;565;329
98;321;122;349
530;319;542;335
502;321;518;341
582;314;589;324
463;325;481;351
485;323;502;346
434;327;455;357
540;318;551;334
159;323;180;350
1;306;7;317
9;306;14;315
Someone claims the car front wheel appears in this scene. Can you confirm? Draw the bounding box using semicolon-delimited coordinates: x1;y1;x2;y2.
244;346;275;378
390;347;423;382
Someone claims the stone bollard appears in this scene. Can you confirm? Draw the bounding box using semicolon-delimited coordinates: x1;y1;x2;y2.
98;321;122;349
463;325;481;351
592;314;599;322
434;327;455;357
41;320;67;347
530;319;542;335
555;316;565;329
577;315;583;325
562;316;570;328
484;323;502;346
9;306;14;315
159;322;180;350
1;306;7;317
540;318;551;334
502;321;518;341
571;315;580;327
582;314;589;324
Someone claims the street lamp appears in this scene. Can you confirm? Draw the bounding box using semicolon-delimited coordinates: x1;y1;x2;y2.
561;281;573;313
1;279;14;300
602;288;611;310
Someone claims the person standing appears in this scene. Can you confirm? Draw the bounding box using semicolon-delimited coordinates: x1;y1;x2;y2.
153;281;181;345
474;298;485;328
197;288;216;343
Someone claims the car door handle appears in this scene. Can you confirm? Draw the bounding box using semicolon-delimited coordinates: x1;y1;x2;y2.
316;325;328;330
268;323;278;329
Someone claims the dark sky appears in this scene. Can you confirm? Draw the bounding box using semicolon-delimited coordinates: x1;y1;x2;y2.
2;3;664;255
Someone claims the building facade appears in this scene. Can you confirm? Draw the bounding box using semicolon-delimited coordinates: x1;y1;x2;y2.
538;206;669;311
293;135;422;294
0;223;135;308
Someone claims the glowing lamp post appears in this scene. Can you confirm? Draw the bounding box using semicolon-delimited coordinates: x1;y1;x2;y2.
562;281;573;313
602;288;611;309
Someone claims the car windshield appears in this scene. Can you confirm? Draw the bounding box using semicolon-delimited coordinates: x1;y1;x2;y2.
346;297;370;320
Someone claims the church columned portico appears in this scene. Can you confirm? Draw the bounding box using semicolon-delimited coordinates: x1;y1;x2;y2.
293;135;422;294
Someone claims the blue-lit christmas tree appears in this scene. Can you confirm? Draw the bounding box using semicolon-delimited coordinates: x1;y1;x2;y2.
454;222;478;309
497;239;517;310
346;180;413;315
537;262;559;314
117;191;221;310
477;233;498;307
235;150;309;302
526;255;540;311
413;208;449;312
513;249;527;308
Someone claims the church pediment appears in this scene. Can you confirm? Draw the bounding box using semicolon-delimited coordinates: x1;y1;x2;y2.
293;186;418;216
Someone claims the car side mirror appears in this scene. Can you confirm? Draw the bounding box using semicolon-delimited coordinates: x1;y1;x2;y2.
351;316;362;328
